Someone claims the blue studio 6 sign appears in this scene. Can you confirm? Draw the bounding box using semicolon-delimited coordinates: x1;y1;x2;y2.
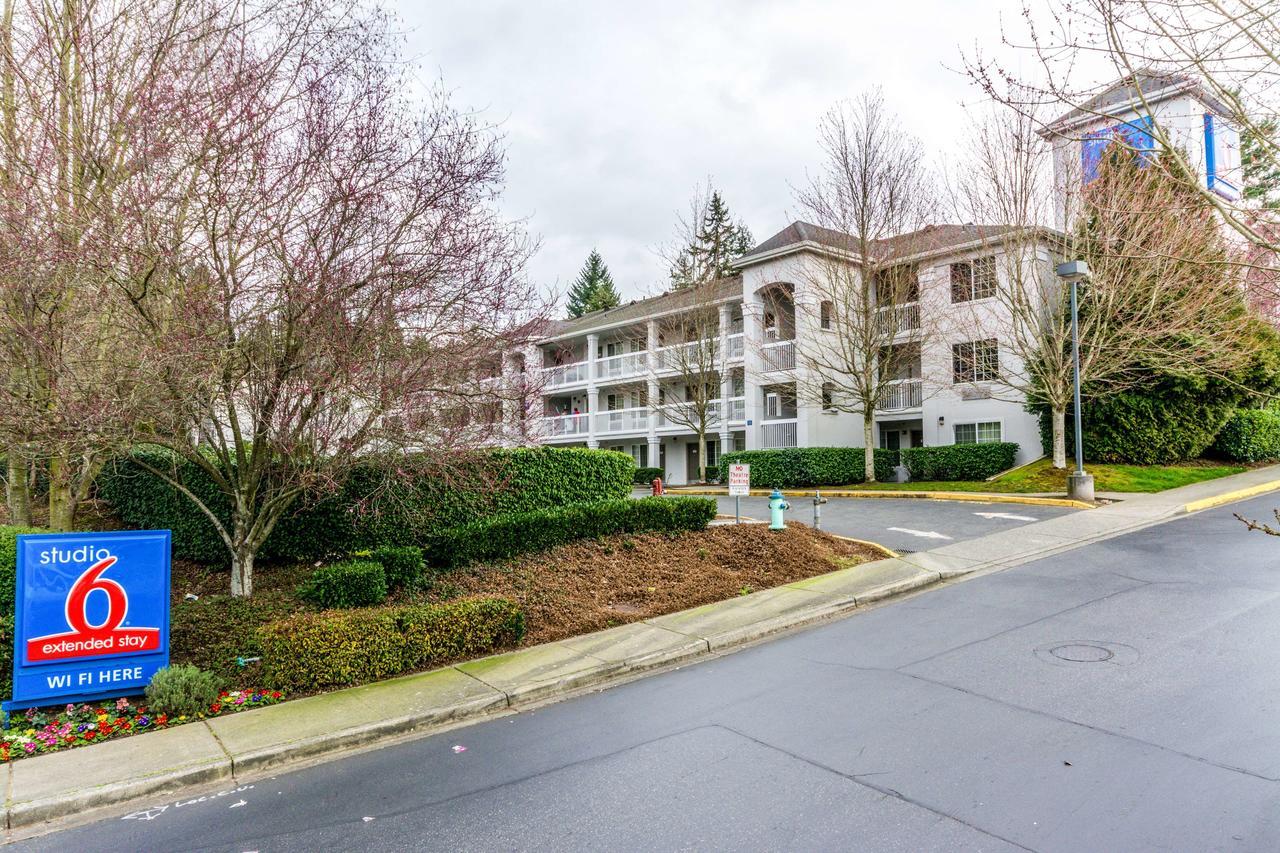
6;530;171;710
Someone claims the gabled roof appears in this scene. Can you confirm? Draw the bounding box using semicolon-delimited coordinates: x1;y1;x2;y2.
739;221;1024;266
541;276;742;342
1043;70;1234;134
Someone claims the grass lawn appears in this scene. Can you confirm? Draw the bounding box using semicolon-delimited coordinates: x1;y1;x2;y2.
855;458;1247;495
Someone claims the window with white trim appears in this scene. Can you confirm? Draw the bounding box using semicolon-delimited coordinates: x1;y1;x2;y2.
950;256;997;302
819;300;833;330
821;382;835;412
952;339;999;383
954;421;1002;444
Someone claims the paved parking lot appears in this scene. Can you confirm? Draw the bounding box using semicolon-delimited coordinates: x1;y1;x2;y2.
708;493;1080;552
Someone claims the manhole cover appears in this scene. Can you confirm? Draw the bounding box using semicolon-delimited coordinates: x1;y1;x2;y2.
1049;643;1113;662
1034;640;1139;666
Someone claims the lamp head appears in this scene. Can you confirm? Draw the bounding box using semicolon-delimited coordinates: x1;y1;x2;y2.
1055;260;1091;284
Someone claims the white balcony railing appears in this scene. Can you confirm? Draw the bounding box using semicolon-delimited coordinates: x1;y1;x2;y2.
542;413;590;437
654;397;747;429
544;361;588;388
596;407;649;434
598;351;648;381
727;333;745;360
760;419;798;449
761;339;795;372
876;302;921;335
879;378;923;411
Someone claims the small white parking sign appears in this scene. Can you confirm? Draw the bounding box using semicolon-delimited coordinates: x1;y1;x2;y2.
728;463;751;496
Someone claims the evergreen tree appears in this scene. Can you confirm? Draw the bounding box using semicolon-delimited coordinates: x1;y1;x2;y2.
670;191;754;288
566;249;622;318
1242;118;1280;209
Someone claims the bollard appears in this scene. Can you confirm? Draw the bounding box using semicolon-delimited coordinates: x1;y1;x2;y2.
812;489;828;530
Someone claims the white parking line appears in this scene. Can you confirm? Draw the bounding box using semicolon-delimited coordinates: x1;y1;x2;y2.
887;527;953;540
973;511;1038;522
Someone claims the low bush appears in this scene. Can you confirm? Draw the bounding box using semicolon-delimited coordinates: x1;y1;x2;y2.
297;560;388;609
1212;409;1280;462
632;466;664;485
899;443;1019;481
421;497;716;569
371;545;426;591
0;525;44;617
145;665;224;717
257;598;523;693
716;448;899;488
97;447;637;565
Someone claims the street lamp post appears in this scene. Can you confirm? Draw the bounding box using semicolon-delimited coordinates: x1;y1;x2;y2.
1055;260;1095;503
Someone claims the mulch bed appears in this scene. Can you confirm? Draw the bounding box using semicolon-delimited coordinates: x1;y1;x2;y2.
447;523;881;646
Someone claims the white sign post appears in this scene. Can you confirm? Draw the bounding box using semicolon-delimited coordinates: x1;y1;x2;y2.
728;463;750;524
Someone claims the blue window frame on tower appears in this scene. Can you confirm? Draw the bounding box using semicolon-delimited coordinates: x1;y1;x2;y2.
1204;114;1242;200
1081;115;1156;184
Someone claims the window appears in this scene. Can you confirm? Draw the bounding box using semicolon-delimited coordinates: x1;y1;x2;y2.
954;421;1002;445
820;300;833;330
951;256;997;302
821;382;836;412
765;392;781;419
706;440;720;469
1082;115;1156;183
953;339;999;383
1204;114;1242;200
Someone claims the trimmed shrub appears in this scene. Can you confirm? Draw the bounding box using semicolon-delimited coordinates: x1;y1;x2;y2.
421;496;716;569
297;560;388;609
371;545;426;591
1213;409;1280;462
97;446;637;565
145;664;224;717
257;598;523;693
716;448;898;488
1039;393;1232;465
633;466;664;485
0;525;45;617
899;443;1018;481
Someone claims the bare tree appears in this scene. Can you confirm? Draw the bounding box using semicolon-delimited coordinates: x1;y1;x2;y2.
117;0;541;596
657;185;732;483
788;91;937;482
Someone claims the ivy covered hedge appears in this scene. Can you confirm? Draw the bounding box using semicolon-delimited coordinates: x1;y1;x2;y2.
422;496;716;569
899;443;1018;481
256;598;524;694
0;525;45;618
1212;409;1280;462
716;448;899;488
96;447;637;565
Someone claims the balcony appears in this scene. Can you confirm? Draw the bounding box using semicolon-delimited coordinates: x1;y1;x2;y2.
597;351;648;382
878;378;923;411
727;333;745;360
760;419;798;449
596;406;649;434
761;340;795;372
544;361;588;389
876;302;920;336
542;413;590;438
654;397;747;430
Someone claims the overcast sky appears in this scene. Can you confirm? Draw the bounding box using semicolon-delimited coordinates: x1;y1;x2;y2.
401;0;1043;305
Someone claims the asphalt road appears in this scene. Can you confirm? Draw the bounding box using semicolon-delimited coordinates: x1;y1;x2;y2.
710;493;1078;552
21;494;1280;852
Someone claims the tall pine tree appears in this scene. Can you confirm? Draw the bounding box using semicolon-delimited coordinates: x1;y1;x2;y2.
566;249;622;318
670;191;754;288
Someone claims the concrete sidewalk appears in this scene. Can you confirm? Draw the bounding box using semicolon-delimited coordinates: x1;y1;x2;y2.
8;464;1280;836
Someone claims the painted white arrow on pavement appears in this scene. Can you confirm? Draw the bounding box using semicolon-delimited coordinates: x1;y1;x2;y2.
973;511;1037;522
887;527;953;540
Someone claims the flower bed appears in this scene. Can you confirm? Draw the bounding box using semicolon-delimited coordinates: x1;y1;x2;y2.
0;689;283;762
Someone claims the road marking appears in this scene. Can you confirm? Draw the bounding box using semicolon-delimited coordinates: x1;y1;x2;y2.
973;511;1037;522
887;527;953;540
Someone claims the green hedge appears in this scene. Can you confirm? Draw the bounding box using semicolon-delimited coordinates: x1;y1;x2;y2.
633;467;664;485
256;598;524;693
899;443;1018;481
370;545;426;591
297;560;388;609
1213;409;1280;462
716;448;898;488
422;496;717;569
0;525;45;618
97;447;637;565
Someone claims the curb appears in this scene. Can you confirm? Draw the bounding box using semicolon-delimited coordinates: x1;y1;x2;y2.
831;533;899;559
671;487;1092;510
1183;478;1280;513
